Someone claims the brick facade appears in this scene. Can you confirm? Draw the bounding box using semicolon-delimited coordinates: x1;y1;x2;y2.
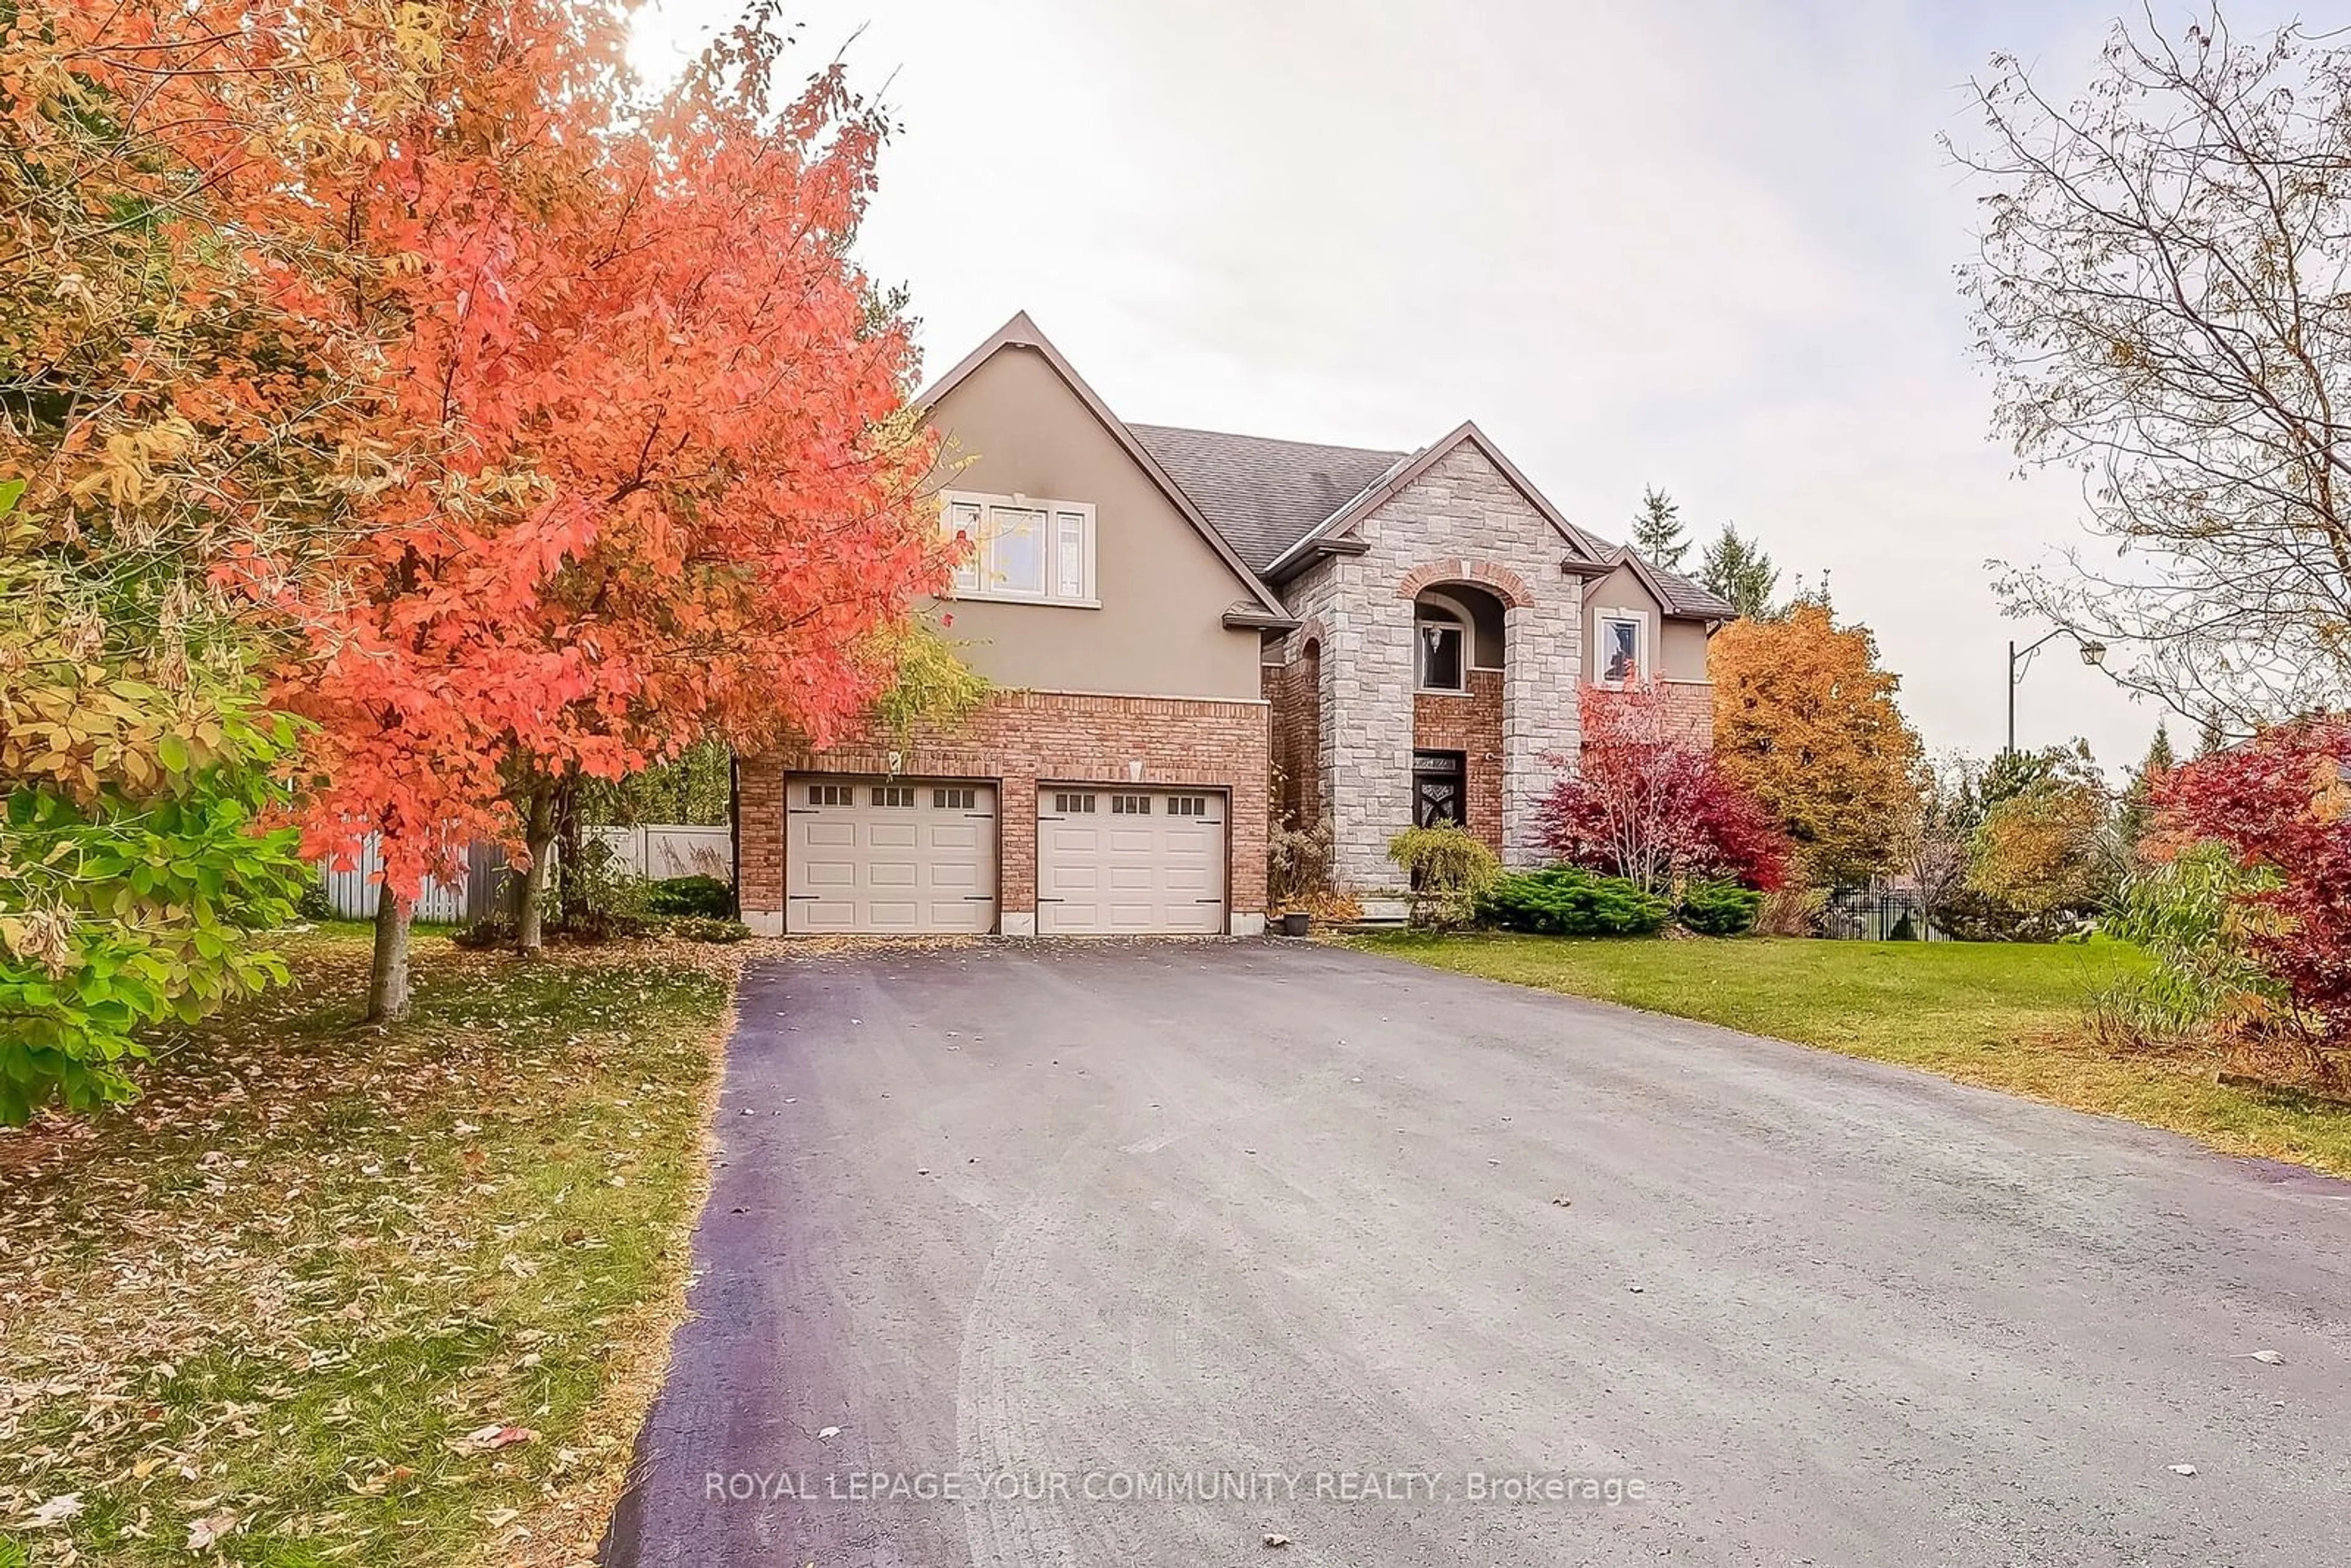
1412;669;1505;857
1262;643;1322;830
1274;442;1583;888
1660;678;1714;749
738;690;1269;936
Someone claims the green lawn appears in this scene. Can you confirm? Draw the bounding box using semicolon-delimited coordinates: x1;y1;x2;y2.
1351;931;2351;1177
0;927;738;1568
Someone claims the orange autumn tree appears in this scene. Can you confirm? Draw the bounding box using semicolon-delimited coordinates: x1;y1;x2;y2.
491;15;950;951
256;2;950;1009
233;0;655;1019
1709;602;1922;887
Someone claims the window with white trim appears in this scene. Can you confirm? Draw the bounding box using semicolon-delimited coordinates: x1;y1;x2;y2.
1415;606;1467;693
1597;612;1644;685
943;490;1097;605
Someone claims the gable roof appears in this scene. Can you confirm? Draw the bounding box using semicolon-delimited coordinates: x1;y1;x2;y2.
1258;420;1616;582
1127;426;1412;574
915;312;1293;623
1587;543;1739;621
920;312;1734;625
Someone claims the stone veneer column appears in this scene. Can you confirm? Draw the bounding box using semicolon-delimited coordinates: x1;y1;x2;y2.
1322;556;1416;890
1502;596;1579;866
1293;441;1591;886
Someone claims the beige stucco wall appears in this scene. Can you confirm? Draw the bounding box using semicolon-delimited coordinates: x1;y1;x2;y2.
1661;618;1710;682
1582;563;1709;681
924;346;1263;699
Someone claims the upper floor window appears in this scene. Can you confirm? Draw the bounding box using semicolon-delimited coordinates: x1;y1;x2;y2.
943;490;1097;606
1597;612;1644;684
1415;607;1466;692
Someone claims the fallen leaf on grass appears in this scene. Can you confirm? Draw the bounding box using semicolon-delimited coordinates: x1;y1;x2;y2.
452;1425;539;1454
24;1492;84;1528
187;1510;239;1548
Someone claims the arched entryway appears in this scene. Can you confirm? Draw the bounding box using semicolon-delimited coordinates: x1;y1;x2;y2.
1408;582;1507;852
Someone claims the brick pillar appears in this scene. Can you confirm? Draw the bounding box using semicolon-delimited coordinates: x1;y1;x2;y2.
737;760;784;935
998;767;1039;936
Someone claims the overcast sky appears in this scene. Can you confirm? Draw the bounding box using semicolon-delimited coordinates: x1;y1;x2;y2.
632;0;2296;773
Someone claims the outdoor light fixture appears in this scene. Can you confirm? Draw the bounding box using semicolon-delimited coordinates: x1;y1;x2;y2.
2007;628;2110;754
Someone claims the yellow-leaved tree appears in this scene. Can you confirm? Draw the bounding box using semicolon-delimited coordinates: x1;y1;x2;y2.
1709;604;1922;888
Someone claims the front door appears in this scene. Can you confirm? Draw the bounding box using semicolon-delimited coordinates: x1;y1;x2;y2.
1412;750;1466;829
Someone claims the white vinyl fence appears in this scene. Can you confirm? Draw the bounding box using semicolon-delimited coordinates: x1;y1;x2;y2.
317;823;732;924
316;836;516;925
589;823;734;882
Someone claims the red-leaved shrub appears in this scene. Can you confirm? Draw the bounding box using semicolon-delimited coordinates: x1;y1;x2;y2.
1540;683;1788;891
2153;716;2351;1043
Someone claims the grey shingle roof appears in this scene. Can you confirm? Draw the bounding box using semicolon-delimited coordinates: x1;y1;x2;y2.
1131;417;1736;621
1649;562;1738;620
1129;424;1412;574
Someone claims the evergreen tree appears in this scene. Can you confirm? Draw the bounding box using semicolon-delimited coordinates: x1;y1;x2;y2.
1631;486;1689;570
2113;723;2175;857
1699;523;1780;620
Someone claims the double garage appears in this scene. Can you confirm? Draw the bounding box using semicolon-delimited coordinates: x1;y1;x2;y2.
784;775;1229;936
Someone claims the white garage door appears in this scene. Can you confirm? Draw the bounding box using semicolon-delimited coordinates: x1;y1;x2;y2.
1037;787;1227;935
786;777;998;934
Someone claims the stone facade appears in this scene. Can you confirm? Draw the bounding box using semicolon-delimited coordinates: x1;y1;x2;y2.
738;690;1269;936
1412;669;1505;857
1271;441;1584;888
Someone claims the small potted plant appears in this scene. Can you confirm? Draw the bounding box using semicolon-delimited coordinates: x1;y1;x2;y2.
1277;906;1312;937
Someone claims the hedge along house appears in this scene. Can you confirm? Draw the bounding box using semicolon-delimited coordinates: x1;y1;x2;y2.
734;312;1732;934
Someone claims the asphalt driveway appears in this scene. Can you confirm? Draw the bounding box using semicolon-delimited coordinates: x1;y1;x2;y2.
602;940;2351;1567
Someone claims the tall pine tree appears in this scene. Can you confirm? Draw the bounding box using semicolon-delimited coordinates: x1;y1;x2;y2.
1631;486;1689;569
2114;722;2175;857
1700;523;1779;620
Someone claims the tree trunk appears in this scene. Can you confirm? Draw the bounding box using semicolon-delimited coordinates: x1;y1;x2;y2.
517;784;555;955
552;775;583;937
366;882;413;1023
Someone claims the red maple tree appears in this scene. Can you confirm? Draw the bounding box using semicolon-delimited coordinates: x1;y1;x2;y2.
1539;683;1787;890
2153;717;2351;1042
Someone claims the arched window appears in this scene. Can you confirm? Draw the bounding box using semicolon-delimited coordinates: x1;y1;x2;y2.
1414;602;1466;692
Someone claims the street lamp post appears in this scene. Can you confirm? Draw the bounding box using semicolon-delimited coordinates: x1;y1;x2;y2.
2007;629;2107;755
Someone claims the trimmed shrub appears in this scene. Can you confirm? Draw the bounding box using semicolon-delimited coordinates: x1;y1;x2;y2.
648;874;733;917
295;879;336;922
1676;879;1763;936
1387;826;1502;930
1477;867;1671;936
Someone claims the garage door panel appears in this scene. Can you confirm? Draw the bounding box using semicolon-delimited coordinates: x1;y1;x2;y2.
1038;787;1228;936
787;777;998;934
